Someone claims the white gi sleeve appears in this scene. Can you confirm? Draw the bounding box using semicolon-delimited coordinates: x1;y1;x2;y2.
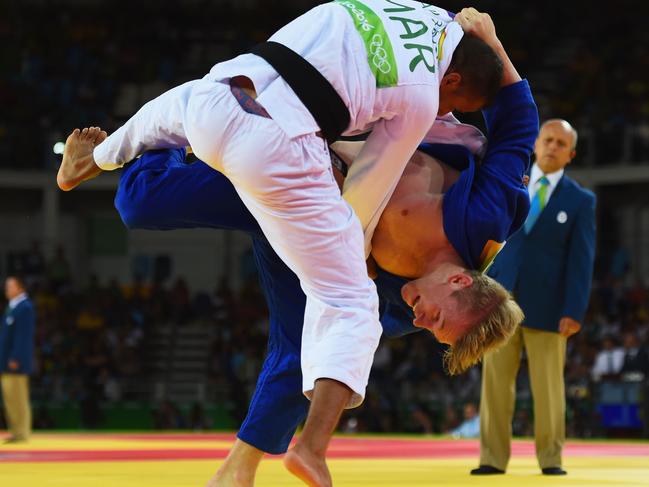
342;100;436;257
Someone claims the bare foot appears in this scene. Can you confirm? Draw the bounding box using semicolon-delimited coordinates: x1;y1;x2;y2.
205;469;254;487
284;446;332;487
96;129;108;145
204;439;263;487
57;127;107;191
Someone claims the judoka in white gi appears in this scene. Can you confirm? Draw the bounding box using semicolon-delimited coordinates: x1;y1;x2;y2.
57;2;504;485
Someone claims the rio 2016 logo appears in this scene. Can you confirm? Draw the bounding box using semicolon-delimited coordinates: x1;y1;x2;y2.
369;34;392;74
340;1;374;31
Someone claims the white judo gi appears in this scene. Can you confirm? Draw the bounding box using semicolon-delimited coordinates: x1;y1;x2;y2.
93;0;463;408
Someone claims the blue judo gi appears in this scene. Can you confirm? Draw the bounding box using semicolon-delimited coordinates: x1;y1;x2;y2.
114;79;538;453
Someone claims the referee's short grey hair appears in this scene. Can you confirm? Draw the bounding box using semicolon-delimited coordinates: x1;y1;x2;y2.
541;119;578;150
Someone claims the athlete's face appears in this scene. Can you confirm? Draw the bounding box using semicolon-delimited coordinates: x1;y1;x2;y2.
438;73;487;116
400;270;475;345
438;92;487;116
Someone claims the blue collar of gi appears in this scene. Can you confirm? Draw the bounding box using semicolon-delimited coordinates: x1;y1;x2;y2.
374;265;421;338
418;142;481;270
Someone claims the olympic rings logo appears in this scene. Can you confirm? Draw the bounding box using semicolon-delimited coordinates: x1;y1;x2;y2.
369;34;392;74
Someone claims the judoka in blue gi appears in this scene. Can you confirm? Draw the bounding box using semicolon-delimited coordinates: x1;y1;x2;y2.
112;69;537;484
56;11;536;484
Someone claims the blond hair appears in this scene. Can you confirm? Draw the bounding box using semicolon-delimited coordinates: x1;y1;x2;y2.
443;271;523;375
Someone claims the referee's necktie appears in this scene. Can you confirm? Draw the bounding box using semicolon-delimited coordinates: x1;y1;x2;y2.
524;176;550;233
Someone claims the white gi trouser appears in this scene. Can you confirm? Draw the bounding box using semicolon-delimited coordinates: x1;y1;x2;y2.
94;78;381;408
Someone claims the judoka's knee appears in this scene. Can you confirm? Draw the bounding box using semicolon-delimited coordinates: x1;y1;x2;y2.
114;189;148;229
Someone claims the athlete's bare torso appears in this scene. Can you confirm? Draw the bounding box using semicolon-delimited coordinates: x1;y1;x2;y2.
332;141;463;278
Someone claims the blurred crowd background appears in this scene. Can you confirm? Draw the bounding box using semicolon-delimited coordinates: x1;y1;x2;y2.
2;0;648;170
2;243;648;437
1;0;648;438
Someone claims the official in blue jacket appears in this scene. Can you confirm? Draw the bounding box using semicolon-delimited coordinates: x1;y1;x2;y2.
1;275;36;443
473;119;596;476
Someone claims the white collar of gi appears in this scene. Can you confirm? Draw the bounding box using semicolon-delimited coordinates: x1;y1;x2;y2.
426;113;487;157
9;293;28;310
531;163;563;189
438;21;465;79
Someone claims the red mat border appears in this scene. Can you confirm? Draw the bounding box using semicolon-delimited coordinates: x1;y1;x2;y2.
2;435;648;463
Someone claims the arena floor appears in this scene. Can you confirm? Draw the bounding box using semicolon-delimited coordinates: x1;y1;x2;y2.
1;433;648;486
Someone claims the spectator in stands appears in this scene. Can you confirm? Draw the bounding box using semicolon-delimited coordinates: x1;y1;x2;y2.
448;402;480;439
189;402;212;431
619;332;649;380
591;335;625;381
23;241;45;287
46;245;71;293
169;277;191;325
153;400;186;429
440;404;461;434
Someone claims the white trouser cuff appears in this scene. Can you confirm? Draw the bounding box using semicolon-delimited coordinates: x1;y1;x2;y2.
94;131;126;170
303;367;369;409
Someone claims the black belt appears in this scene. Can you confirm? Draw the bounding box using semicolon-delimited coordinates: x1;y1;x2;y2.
329;148;349;177
250;41;350;145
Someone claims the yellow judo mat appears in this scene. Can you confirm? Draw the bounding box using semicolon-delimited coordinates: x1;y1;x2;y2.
1;433;648;486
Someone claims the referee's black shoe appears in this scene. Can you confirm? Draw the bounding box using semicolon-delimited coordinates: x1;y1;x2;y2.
470;465;505;475
542;467;567;475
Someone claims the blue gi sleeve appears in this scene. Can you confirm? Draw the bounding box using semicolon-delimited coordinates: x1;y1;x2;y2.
441;80;539;270
561;190;596;321
475;79;539;237
481;80;538;183
115;149;263;237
